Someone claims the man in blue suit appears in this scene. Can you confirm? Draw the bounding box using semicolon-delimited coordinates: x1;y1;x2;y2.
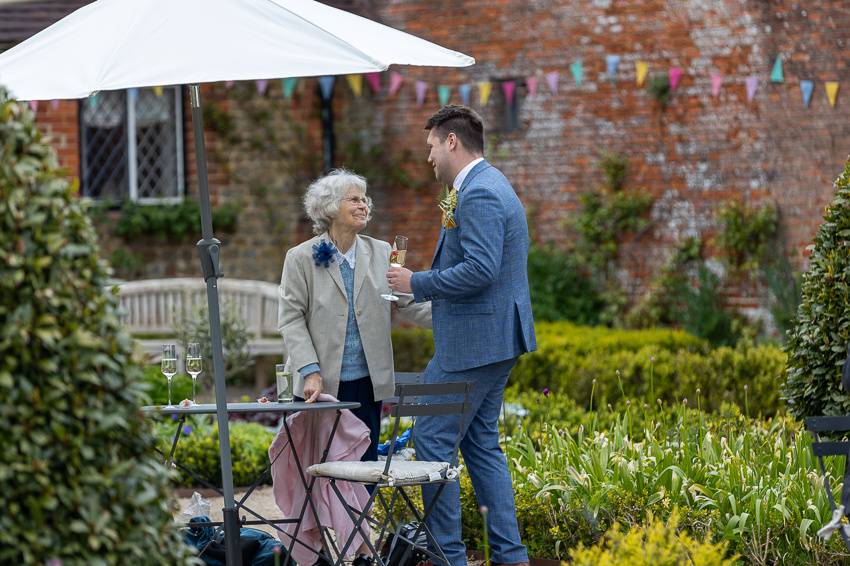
387;105;536;566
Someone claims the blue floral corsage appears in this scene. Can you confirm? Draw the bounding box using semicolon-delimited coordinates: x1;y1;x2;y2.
312;240;337;268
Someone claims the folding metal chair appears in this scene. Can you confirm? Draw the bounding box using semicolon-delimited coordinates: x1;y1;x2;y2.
307;381;472;566
805;415;850;548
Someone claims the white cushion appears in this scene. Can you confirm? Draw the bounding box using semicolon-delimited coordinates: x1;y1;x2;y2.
307;460;457;485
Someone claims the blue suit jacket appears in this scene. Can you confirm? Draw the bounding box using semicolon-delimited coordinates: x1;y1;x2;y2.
411;160;537;372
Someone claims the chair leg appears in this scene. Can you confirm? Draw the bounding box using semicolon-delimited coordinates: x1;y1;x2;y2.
327;479;387;566
395;482;453;566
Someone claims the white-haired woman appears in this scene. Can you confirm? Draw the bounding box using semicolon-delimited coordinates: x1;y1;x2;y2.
278;169;431;462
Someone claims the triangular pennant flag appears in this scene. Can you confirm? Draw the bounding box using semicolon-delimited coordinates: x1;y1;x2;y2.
153;86;164;97
458;84;472;106
389;72;404;96
282;78;298;100
478;81;492;105
256;79;268;95
28;100;38;112
710;71;723;97
770;56;784;83
745;75;758;102
526;76;538;97
225;80;234;89
346;74;363;97
365;72;381;94
606;55;620;80
800;80;814;107
571;60;583;86
635;61;649;86
319;76;335;101
88;94;98;109
438;85;451;105
826;81;839;108
127;88;138;104
502;81;516;106
415;80;428;106
50;99;60;110
546;71;559;95
668;67;683;91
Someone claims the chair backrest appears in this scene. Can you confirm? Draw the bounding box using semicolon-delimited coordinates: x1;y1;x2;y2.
806;416;850;457
384;381;472;472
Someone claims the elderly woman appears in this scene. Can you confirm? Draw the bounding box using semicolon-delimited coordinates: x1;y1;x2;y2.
277;169;431;462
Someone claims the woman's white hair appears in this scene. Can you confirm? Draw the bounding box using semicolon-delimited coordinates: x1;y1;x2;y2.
303;169;373;235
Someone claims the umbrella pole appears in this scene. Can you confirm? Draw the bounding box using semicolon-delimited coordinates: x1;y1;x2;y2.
189;84;242;566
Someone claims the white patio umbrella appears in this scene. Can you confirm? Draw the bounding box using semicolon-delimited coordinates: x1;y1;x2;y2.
0;1;473;562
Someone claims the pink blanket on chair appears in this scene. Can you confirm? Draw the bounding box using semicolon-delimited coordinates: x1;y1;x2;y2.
268;394;372;565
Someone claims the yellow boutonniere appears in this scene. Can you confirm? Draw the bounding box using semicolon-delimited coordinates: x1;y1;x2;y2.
438;185;458;229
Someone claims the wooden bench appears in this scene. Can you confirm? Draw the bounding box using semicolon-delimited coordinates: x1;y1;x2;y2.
115;277;283;360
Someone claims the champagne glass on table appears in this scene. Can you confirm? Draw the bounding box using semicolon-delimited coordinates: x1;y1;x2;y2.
161;344;177;408
186;342;202;405
381;235;408;302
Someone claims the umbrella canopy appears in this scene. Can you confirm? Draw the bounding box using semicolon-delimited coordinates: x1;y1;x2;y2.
0;0;474;100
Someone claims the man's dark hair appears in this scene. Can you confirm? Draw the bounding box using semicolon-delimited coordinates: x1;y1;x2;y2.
424;105;485;155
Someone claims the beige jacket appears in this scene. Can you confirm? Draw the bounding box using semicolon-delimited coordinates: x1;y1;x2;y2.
277;233;431;401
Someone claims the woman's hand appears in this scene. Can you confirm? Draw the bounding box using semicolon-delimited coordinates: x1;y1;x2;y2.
303;372;323;403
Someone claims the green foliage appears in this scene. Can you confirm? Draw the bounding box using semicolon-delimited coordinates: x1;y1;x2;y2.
174;300;251;381
0;90;193;563
140;364;193;406
715;200;778;274
114;200;240;241
569;511;736;566
763;251;802;339
339;138;426;193
391;327;435;372
647;74;672;107
153;419;274;487
677;265;739;346
784;160;850;418
527;244;604;324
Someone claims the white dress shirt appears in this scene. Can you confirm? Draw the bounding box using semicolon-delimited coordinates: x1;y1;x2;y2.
452;157;485;191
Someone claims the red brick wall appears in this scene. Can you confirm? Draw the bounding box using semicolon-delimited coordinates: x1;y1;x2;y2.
33;100;79;189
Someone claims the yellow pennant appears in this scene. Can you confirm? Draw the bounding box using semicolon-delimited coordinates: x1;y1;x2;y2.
346;74;363;97
478;81;492;106
635;61;649;86
826;81;839;107
152;86;163;97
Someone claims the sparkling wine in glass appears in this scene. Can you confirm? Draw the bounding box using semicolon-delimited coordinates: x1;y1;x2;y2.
382;235;408;302
161;344;177;408
186;342;202;405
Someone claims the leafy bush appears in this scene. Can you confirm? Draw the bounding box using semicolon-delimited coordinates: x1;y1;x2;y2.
0;90;192;563
114;200;239;241
715;200;778;274
140;364;193;406
174;300;251;382
784;160;850;418
391;327;435;371
569;511;736;566
527;244;604;324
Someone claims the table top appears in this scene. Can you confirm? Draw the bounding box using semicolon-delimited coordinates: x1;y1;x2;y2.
141;401;360;415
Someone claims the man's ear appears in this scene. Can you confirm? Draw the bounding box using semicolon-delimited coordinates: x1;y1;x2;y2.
447;132;457;151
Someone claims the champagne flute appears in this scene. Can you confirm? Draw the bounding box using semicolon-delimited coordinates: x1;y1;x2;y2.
161;344;177;408
186;342;202;405
382;235;408;302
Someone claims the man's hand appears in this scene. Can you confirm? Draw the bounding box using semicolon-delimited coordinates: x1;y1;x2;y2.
303;373;323;403
387;266;413;294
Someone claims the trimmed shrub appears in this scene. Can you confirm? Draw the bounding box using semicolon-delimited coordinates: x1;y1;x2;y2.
784;160;850;418
527;244;604;324
0;90;192;563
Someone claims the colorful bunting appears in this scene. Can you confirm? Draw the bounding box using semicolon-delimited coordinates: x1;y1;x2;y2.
256;79;268;95
826;81;839;107
502;81;516;105
526;76;538;97
710;72;723;97
571;60;583;86
318;76;335;101
88;94;98;109
415;80;428;106
438;85;451;105
388;72;404;96
546;71;559;95
635;61;649;86
225;80;234;89
478;81;492;106
346;74;363;97
745;76;758;102
459;83;472;106
153;86;164;97
800;80;814;107
668;67;683;91
282;78;298;100
606;55;620;80
770;56;784;83
28;100;38;112
50;99;60;110
365;72;381;94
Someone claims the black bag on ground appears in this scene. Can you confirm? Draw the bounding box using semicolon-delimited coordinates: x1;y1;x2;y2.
380;522;429;566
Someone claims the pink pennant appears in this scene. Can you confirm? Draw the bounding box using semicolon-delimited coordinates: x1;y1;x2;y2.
225;80;234;89
526;76;538;97
50;99;60;110
415;80;428;106
28;100;38;112
502;81;516;106
668;67;683;91
546;71;559;95
389;72;404;96
256;80;268;95
745;75;758;102
365;72;381;94
710;72;723;97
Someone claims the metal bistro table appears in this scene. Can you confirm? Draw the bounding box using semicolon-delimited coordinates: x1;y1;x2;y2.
143;400;360;564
